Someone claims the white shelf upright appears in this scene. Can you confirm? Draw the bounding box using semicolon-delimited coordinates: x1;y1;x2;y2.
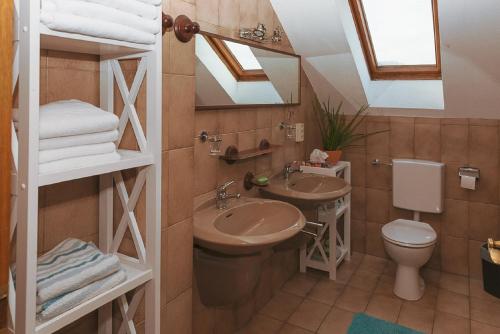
9;0;162;333
299;162;352;280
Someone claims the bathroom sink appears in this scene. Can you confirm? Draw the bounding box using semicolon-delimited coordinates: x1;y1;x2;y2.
194;197;306;255
260;172;351;207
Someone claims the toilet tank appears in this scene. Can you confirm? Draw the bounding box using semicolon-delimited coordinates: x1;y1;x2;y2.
393;159;445;214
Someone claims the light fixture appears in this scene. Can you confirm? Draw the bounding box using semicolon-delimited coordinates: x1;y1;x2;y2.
239;23;283;44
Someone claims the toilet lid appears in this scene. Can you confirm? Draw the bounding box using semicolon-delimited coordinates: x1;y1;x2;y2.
382;219;437;247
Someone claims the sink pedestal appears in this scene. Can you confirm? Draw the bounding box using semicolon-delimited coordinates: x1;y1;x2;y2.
194;247;262;307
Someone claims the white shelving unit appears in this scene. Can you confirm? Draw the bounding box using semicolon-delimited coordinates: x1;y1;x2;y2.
9;0;162;333
299;162;351;280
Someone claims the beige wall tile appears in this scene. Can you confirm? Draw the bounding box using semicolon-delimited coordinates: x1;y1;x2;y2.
441;123;469;163
168;147;194;225
163;288;192;334
365;188;389;223
468;202;499;241
166;218;193;302
166;74;195;150
390;117;414;158
415;118;441;161
441;236;469;276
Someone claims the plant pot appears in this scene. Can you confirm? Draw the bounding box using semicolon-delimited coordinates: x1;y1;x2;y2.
325;150;342;165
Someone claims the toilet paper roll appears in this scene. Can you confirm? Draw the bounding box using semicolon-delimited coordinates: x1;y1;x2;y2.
460;175;476;190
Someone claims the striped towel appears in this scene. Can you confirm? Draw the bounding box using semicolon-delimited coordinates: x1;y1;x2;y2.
37;269;127;320
35;238;121;305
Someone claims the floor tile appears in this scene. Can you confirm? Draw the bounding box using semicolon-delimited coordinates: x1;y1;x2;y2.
405;285;439;310
278;324;314;334
469;279;500;304
282;273;318;297
307;279;345;306
471;320;500;334
318;307;355;334
236;314;283;334
335;265;355;285
348;269;380;292
365;294;403;322
440;272;470;296
259;291;303;321
421;268;441;287
335;286;371;313
287;299;330;332
374;274;396;297
432;312;471;334
437;289;470;318
470;296;500;328
397;303;435;334
358;254;387;275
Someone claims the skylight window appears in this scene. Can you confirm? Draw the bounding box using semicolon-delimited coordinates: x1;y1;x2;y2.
349;0;441;80
223;41;263;70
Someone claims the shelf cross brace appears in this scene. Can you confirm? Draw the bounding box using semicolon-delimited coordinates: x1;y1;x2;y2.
111;58;148;154
111;169;148;264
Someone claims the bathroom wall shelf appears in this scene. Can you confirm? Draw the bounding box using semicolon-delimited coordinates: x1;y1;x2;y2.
10;1;162;333
35;260;152;334
38;150;154;187
220;140;280;164
40;25;154;57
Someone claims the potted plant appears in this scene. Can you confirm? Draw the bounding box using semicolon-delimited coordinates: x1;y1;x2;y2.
313;96;384;165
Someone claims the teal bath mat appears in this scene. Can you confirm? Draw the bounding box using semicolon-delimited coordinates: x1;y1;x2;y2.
348;313;424;334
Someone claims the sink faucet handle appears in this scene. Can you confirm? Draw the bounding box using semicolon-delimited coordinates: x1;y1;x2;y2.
219;180;235;191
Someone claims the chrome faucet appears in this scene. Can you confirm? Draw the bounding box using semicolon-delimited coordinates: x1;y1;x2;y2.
216;181;241;209
283;163;302;180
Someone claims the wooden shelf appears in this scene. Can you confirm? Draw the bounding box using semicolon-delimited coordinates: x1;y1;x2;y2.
40;25;154;58
219;145;281;163
35;259;152;334
38;150;154;187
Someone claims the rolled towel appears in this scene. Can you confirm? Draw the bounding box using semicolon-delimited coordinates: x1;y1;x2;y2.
37;269;127;320
42;0;161;35
40;11;156;45
39;142;116;164
35;238;122;305
39;151;121;174
13;100;119;139
81;0;158;20
39;130;119;151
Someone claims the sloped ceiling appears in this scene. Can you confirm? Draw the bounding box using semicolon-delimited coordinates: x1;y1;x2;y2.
271;0;500;119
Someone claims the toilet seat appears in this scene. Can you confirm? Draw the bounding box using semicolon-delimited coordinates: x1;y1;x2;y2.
382;219;437;248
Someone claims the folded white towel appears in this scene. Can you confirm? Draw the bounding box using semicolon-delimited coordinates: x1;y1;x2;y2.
39;130;118;151
43;0;161;35
39;152;121;174
81;0;158;20
37;269;127;320
39;142;116;164
40;11;156;45
136;0;161;5
15;100;119;139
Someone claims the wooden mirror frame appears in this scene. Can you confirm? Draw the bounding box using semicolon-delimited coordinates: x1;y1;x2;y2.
0;0;12;330
349;0;441;80
196;31;302;111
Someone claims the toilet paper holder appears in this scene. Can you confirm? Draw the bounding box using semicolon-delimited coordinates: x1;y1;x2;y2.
458;167;480;180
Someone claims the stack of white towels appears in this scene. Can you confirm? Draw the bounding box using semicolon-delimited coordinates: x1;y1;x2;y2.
14;100;121;174
13;238;126;320
40;0;162;45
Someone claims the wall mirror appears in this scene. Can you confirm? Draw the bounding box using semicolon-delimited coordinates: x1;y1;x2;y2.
195;32;301;110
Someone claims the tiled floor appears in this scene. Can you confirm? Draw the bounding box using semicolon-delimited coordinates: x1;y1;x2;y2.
237;253;500;334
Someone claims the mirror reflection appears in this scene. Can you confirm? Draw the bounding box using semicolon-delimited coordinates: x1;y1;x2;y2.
195;34;301;109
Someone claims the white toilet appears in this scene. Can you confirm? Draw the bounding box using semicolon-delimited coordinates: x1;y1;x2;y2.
382;159;444;301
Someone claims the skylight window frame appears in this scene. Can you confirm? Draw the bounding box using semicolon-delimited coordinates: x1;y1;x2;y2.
204;36;269;82
349;0;442;80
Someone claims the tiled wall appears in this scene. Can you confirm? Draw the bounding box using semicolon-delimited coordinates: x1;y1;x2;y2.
342;115;500;280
